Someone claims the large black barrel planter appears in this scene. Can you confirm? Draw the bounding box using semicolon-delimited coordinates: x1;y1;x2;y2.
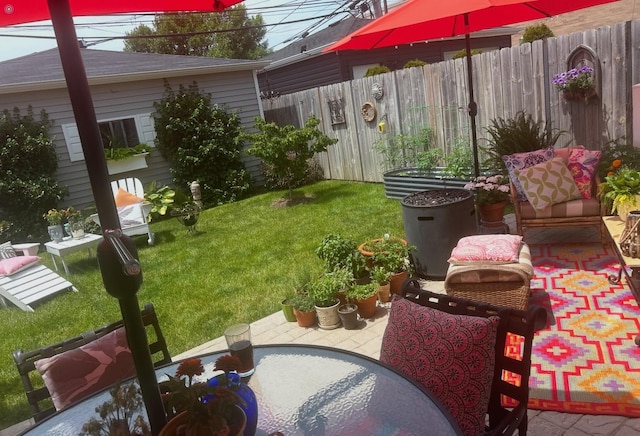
401;189;476;279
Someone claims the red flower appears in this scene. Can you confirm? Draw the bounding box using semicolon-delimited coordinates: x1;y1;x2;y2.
176;358;204;379
214;355;242;373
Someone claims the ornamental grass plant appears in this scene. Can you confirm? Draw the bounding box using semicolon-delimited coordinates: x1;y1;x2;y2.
0;181;405;430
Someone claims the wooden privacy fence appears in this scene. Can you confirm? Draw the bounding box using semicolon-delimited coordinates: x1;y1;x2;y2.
262;20;640;183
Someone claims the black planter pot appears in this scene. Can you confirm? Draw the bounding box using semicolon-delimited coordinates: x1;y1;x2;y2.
401;189;476;279
338;303;359;330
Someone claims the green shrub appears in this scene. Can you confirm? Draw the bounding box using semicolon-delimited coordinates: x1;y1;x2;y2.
374;127;441;171
0;107;67;241
403;59;426;69
364;65;390;77
152;81;251;207
521;24;554;44
452;48;482;60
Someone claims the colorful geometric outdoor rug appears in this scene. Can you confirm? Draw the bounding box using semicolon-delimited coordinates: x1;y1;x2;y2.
525;242;640;416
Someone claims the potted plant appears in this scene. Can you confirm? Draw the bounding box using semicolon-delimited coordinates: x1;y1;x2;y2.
552;66;597;102
463;174;511;223
159;356;247;436
337;302;359;330
345;282;379;319
281;288;297;322
368;238;414;295
290;293;316;327
315;234;369;283
63;206;85;239
371;266;391;303
600;167;640;221
308;268;353;330
43;209;64;242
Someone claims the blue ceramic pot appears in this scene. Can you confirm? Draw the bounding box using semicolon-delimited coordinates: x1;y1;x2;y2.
208;373;258;436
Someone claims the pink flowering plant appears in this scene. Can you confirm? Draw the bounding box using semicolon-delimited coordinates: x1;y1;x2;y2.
464;175;511;206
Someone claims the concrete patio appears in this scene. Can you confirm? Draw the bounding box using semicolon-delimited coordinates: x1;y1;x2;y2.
4;215;640;435
171;215;640;436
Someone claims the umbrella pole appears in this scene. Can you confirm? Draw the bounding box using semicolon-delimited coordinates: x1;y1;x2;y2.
47;1;166;433
464;13;480;177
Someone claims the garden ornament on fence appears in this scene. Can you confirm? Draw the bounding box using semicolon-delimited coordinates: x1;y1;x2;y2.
324;0;620;177
0;1;243;433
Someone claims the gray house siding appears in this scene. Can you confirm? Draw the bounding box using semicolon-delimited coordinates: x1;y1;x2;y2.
259;56;343;96
0;67;264;210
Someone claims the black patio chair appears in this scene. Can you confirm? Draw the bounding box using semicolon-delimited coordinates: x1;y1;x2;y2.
13;302;170;423
389;279;546;436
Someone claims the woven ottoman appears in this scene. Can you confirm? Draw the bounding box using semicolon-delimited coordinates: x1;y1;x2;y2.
444;240;533;310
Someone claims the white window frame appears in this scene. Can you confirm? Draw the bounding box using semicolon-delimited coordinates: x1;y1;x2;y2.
62;113;155;162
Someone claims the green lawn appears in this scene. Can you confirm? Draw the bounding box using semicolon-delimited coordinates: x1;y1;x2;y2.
0;180;406;430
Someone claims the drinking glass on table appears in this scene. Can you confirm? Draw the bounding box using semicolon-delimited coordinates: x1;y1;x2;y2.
224;323;255;377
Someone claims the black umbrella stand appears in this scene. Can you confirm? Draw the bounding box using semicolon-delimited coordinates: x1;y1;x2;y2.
48;0;166;433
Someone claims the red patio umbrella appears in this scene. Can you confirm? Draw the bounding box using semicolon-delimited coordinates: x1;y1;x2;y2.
1;1;242;433
324;0;620;176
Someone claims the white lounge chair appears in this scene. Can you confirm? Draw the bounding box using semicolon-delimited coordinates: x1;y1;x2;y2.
0;243;77;312
91;178;155;245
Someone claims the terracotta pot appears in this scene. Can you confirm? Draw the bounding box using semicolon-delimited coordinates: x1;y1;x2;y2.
160;406;246;436
293;308;316;327
356;293;378;318
357;238;408;257
377;283;391;303
477;201;507;223
389;270;409;295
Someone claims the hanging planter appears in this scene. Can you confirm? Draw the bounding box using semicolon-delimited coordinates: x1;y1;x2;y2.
562;86;597;102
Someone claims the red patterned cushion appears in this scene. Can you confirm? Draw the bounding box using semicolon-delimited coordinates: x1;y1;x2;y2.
381;296;499;436
35;328;135;410
567;148;601;199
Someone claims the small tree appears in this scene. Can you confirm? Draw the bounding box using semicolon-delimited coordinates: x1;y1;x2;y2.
0;107;66;241
244;116;337;200
521;24;554;44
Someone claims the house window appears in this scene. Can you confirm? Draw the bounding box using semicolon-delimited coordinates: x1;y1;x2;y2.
99;118;140;149
62;113;155;162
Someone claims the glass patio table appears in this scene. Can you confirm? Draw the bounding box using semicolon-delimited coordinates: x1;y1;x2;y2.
20;344;463;435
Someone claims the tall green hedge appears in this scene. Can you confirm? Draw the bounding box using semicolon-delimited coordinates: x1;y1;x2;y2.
0;107;67;242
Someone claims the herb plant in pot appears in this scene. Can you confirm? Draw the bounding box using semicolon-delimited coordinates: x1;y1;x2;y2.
370;241;414;295
291;294;316;327
346;282;379;319
308;268;353;330
316;234;369;286
371;266;392;303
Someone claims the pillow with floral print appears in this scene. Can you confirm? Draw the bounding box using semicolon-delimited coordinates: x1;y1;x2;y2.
503;147;555;201
567;148;601;199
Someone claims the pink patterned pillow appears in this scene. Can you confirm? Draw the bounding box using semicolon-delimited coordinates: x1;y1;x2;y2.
381;296;499;436
567;148;601;199
0;255;40;276
448;235;523;265
35;327;135;410
502;146;555;201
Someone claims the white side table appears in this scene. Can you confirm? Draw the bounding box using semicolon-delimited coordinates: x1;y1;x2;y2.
12;242;41;256
44;234;103;274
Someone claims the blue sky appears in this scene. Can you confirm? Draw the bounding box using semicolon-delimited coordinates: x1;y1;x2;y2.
0;0;364;62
